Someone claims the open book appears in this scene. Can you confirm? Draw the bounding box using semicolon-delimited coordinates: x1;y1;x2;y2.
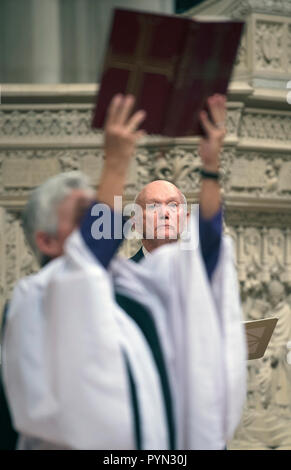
244;317;278;360
92;8;244;137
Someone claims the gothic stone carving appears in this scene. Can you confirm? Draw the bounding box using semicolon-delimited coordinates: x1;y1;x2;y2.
4;105;291;147
240;111;291;141
225;220;291;286
224;217;291;449
0;209;38;318
0;108;102;142
191;0;291;20
224;151;291;198
255;20;284;72
229;279;291;450
250;0;291;16
234;31;248;71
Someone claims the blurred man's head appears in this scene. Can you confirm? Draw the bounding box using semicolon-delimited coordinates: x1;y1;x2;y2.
134;180;188;253
268;280;285;308
22;172;94;265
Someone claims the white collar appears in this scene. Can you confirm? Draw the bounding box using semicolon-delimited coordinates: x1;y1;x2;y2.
142;245;150;257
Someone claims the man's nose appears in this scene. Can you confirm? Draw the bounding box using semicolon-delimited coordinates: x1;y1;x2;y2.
158;204;170;219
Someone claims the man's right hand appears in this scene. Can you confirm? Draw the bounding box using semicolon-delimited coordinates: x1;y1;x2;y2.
104;94;146;171
97;94;146;209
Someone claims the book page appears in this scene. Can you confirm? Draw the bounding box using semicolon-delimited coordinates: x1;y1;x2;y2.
244;317;278;360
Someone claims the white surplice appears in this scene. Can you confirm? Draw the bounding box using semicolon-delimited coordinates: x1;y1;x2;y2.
2;215;247;450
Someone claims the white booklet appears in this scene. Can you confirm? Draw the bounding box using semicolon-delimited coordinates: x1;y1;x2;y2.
244;317;278;360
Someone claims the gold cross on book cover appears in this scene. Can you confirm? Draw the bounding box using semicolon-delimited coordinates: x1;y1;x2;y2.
92;8;244;137
104;16;177;98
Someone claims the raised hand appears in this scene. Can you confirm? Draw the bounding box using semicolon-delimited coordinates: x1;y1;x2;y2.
104;94;146;168
199;94;226;172
98;94;146;209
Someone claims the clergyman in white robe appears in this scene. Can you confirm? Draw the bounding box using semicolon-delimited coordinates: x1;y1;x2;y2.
2;213;247;450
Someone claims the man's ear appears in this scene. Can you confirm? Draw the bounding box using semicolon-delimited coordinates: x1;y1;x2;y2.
35;231;61;258
186;211;190;220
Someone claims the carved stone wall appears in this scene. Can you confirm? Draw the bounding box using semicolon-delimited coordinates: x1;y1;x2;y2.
1;0;291;450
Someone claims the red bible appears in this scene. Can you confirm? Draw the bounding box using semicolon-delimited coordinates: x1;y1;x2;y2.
92;8;244;137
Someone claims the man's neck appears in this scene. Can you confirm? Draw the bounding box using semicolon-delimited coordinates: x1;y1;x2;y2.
142;238;177;254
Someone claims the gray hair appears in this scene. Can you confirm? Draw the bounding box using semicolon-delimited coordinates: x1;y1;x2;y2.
22;171;93;263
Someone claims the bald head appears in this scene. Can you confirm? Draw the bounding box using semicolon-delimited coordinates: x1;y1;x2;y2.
136;180;185;208
134;180;188;253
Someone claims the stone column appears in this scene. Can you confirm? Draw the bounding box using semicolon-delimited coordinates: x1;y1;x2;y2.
31;0;61;83
0;0;61;83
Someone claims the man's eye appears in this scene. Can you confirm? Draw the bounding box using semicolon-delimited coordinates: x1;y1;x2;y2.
168;202;178;209
148;203;161;210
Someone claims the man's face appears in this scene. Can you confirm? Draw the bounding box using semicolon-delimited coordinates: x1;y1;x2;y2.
36;189;94;259
137;181;187;250
56;189;94;250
